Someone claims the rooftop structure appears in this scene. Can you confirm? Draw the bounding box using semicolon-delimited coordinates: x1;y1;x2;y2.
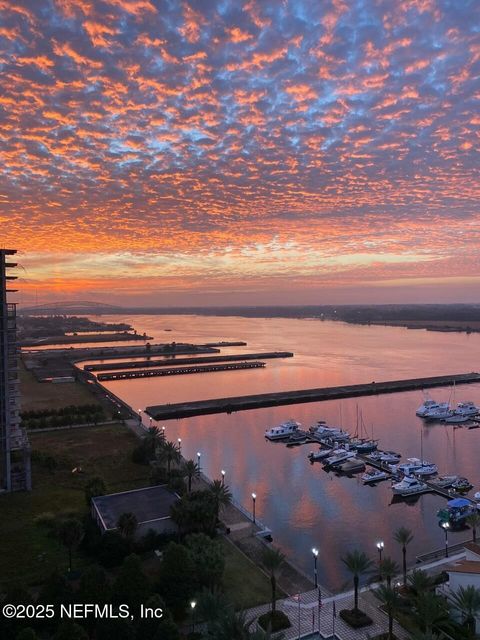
91;485;179;537
0;249;31;492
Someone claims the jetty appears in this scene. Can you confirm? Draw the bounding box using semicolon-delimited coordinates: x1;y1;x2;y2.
85;351;293;372
145;371;480;420
97;361;265;381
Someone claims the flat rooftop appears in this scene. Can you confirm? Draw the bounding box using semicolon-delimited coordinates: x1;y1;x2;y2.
92;485;178;531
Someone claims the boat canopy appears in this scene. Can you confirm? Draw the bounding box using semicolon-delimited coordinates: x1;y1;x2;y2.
447;498;471;508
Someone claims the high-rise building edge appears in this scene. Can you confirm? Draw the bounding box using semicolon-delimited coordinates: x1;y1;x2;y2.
0;249;31;492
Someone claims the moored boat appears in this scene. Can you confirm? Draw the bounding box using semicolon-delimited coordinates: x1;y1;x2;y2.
308;448;332;462
265;420;301;440
392;475;428;496
430;475;459;489
324;448;356;467
438;498;476;529
398;457;437;477
452;477;473;492
362;468;389;484
337;458;365;474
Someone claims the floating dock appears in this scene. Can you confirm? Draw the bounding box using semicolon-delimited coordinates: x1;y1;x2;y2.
97;361;265;381
85;351;293;372
145;372;480;420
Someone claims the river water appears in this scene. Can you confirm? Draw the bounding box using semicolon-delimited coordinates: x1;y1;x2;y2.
84;314;480;591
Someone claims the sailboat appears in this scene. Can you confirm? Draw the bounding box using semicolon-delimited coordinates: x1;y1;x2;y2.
349;407;378;453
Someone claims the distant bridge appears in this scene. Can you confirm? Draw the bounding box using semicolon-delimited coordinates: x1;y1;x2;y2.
19;301;125;315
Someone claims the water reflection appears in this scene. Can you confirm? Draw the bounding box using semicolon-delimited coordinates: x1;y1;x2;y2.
92;315;480;590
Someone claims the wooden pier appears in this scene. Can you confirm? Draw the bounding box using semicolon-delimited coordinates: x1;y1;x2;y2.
97;361;265;381
85;351;293;372
145;371;480;420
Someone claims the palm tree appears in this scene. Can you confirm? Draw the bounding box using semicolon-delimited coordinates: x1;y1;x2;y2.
341;550;374;613
413;591;450;640
379;556;400;587
408;569;434;597
466;512;480;543
143;426;162;457
208;608;255;639
84;476;107;506
57;518;84;573
182;459;200;492
116;512;138;539
394;526;414;587
262;547;285;613
159;440;181;475
450;585;480;635
376;585;402;640
209;479;232;521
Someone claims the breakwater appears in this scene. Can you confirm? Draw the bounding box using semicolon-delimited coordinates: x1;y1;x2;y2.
145;372;480;420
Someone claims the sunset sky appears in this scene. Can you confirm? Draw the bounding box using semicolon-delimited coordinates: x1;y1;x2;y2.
1;0;479;306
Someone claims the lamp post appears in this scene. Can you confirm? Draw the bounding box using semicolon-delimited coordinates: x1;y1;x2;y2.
161;425;166;440
149;416;153;427
138;409;142;424
177;438;182;454
190;600;196;633
197;451;201;471
376;540;384;563
312;547;319;588
221;469;225;486
442;521;450;557
252;492;256;524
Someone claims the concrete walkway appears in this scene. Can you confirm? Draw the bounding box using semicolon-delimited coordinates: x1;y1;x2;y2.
246;588;411;640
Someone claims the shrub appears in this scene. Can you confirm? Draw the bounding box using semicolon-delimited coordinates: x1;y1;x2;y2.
258;610;291;633
339;608;373;628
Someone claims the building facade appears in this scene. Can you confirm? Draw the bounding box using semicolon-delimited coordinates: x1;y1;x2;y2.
0;249;31;492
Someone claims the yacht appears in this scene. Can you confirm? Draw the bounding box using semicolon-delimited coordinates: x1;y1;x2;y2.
368;450;401;464
430;475;459;489
452;477;473;492
324;448;356;467
308;448;332;462
416;398;442;417
349;438;378;453
423;404;453;420
337;458;365;473
398;457;438;477
362;468;389;484
265;420;300;440
309;421;350;441
392;475;428;496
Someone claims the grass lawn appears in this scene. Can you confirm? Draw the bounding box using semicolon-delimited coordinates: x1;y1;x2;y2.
220;537;282;610
19;360;101;412
0;425;151;587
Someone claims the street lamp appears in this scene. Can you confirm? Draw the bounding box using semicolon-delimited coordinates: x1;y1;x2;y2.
376;540;384;563
197;451;201;470
138;409;142;423
149;416;153;426
190;600;196;632
442;521;450;557
221;469;226;486
177;437;182;454
161;425;166;440
252;492;256;524
312;547;319;588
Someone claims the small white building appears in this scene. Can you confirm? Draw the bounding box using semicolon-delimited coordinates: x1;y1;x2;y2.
442;542;480;633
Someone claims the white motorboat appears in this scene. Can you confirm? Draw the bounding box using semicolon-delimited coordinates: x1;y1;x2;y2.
362;468;389;484
337;458;365;473
308;448;331;462
309;421;350;441
324;448;356;467
423;404;453;420
398;457;437;477
265;420;300;440
452;477;473;492
392;475;428;496
416;398;443;417
368;450;401;464
455;401;479;417
430;475;459;489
